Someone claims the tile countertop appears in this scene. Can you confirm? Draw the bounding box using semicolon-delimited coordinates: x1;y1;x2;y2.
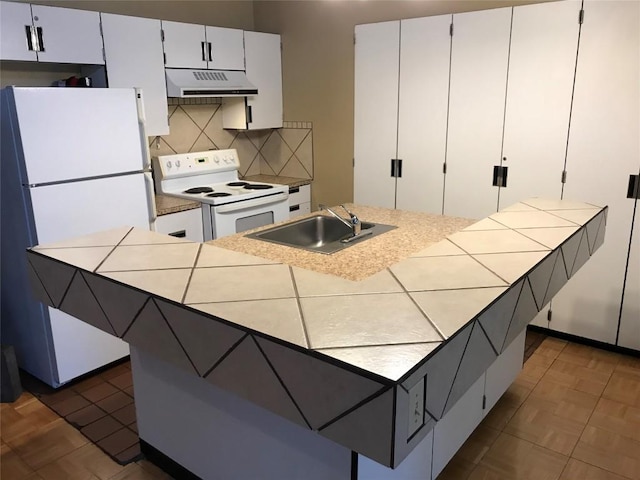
26;198;607;467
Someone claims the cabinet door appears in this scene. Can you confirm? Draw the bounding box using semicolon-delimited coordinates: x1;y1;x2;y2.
395;15;451;215
31;4;103;65
162;20;207;69
155;209;204;243
0;1;37;61
205;26;244;71
550;0;640;345
618;201;639;350
498;0;580;210
432;373;485;478
354;21;400;209
101;14;169;136
444;7;512;219
244;31;283;130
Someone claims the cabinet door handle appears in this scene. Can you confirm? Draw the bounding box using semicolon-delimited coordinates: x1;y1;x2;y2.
35;27;44;52
208;42;213;62
390;159;402;178
246;105;253;124
289;205;300;212
201;41;206;61
289;186;300;194
492;165;508;187
168;230;187;238
25;26;36;51
627;174;639;199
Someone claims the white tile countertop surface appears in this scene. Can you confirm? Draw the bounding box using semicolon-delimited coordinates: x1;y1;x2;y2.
26;198;606;468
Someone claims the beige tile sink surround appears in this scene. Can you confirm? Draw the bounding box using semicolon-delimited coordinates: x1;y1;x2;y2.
26;198;606;469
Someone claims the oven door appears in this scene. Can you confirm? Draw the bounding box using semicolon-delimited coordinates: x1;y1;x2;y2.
206;192;289;240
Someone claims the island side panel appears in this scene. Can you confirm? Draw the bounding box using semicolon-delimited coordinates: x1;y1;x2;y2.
130;346;354;480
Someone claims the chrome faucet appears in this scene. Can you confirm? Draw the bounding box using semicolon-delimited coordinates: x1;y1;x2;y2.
319;204;372;242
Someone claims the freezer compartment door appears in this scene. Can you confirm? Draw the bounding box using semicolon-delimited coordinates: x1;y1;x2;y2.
29;173;150;245
49;308;129;385
10;87;147;185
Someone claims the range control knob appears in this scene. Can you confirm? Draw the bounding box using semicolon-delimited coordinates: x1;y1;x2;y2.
175;160;181;168
166;160;172;169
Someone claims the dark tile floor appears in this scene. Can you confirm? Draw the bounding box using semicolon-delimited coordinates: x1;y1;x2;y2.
20;359;140;465
19;327;548;466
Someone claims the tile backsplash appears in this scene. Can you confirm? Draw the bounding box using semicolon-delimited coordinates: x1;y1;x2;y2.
149;99;313;180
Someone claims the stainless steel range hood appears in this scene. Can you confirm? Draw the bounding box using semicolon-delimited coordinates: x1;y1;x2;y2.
165;69;258;98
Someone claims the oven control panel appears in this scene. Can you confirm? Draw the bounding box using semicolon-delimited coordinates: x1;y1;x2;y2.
155;149;240;179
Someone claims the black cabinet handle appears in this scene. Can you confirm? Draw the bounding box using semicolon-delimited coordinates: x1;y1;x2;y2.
208;42;213;62
289;205;300;212
390;159;403;178
289;186;300;194
627;174;639;199
246;105;253;124
492;165;508;187
201;41;206;61
168;230;186;238
35;27;44;52
25;26;35;51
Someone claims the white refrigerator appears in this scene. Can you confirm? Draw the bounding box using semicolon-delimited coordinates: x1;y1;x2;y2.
1;86;156;387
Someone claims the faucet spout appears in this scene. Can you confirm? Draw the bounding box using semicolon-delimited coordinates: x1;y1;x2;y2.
319;204;362;237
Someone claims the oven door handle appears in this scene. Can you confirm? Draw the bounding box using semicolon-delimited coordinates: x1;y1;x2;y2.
215;192;289;214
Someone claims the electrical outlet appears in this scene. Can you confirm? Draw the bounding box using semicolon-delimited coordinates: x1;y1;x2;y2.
407;378;425;438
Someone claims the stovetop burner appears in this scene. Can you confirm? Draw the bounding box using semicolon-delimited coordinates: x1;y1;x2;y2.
184;187;214;194
227;181;249;187
244;184;274;190
206;192;232;198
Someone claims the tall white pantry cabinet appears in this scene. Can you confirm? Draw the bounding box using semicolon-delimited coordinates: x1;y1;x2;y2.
354;0;639;351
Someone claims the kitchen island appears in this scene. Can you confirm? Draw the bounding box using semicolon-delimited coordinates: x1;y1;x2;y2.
25;199;606;479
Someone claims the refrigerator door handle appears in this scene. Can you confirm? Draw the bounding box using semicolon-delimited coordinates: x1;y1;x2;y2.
144;172;157;229
134;88;152;171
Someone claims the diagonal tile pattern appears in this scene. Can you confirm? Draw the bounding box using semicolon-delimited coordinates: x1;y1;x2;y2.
122;299;196;375
82;273;150;337
319;388;395;467
27;254;77;308
204;335;308;428
150;101;313;180
25;198;607;468
157;299;246;377
191;298;307;347
390;255;507;291
411;287;507;338
444;321;497;415
257;337;386;429
59;272;116;336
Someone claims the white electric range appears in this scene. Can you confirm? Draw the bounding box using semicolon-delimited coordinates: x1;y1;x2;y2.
153;149;289;240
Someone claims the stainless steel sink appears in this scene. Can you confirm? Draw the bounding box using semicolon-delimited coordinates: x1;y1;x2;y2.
246;215;397;254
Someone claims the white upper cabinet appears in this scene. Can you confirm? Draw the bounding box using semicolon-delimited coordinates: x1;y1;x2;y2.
396;15;451;215
551;0;639;346
498;0;581;209
222;31;283;130
101;13;169;136
161;20;244;70
0;1;37;61
0;2;104;64
206;26;245;71
243;31;283;130
444;7;512;220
